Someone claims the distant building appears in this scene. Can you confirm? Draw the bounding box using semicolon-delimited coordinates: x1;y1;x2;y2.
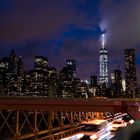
72;78;81;97
114;69;123;95
47;67;58;97
26;55;49;96
26;69;48;96
6;50;18;95
80;81;88;98
0;57;9;70
0;57;9;85
111;73;115;84
91;76;97;86
89;76;98;97
60;66;73;79
114;69;122;83
8;49;17;74
66;60;76;78
17;57;24;77
17;57;26;94
125;49;137;97
0;57;9;95
34;55;48;70
99;34;108;85
59;67;73;97
122;79;126;92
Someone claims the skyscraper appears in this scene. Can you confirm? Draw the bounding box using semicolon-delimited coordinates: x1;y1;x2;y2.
17;56;24;77
8;49;17;74
99;33;108;85
114;69;122;87
91;76;97;86
17;57;25;93
114;69;123;95
34;55;48;70
125;49;137;97
66;60;76;78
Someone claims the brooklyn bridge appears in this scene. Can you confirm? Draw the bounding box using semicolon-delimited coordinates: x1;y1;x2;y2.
0;97;140;140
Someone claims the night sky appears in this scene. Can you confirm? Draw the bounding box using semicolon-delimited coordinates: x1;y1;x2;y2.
0;0;140;86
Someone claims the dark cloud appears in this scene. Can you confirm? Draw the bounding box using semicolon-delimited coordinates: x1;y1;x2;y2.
0;0;102;43
0;0;83;42
100;0;140;49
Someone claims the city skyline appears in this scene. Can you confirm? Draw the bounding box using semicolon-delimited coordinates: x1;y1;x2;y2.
0;48;137;85
0;0;140;86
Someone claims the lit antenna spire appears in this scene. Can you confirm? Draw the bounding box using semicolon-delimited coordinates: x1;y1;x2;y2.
101;33;105;49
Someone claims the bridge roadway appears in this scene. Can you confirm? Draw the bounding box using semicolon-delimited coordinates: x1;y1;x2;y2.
0;96;140;120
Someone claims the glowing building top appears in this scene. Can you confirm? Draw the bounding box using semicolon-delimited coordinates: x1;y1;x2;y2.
99;33;108;85
101;33;105;49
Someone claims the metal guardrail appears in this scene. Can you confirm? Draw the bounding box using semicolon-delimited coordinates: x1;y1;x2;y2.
44;113;128;140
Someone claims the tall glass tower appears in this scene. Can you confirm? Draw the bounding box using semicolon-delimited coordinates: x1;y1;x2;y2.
99;33;108;85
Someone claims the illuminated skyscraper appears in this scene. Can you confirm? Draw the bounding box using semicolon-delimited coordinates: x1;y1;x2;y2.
99;33;108;85
125;49;137;97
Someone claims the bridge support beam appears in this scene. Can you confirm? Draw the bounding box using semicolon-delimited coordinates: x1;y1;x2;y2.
0;110;96;140
14;110;20;139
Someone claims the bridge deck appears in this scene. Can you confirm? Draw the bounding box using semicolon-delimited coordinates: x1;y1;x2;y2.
0;96;140;113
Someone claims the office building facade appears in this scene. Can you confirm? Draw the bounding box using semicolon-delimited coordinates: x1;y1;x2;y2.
125;49;137;97
66;60;76;78
99;34;108;85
